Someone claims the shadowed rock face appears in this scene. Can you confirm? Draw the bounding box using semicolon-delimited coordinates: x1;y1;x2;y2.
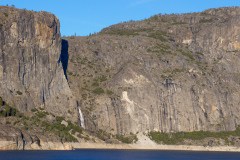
0;6;77;120
66;7;240;134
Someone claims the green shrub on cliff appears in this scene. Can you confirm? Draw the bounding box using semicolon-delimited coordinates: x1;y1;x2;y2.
92;87;105;95
41;117;83;142
0;104;18;117
103;29;139;36
96;129;111;141
116;134;138;144
16;91;22;95
35;111;49;118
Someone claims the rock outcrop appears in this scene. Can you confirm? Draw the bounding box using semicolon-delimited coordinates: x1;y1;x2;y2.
0;124;73;150
0;124;39;150
66;7;240;135
0;6;77;120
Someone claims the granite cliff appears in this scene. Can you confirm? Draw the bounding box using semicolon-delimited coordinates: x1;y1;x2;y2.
1;6;240;149
0;6;78;119
66;7;240;136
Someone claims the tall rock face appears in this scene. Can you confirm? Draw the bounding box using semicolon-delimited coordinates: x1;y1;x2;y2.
0;6;77;120
66;7;240;134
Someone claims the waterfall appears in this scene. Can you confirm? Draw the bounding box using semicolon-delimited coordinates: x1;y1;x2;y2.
78;108;85;128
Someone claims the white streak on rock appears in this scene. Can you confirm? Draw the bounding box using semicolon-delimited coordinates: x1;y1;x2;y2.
78;108;85;128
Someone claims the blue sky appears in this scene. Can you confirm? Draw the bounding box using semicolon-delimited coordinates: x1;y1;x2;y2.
0;0;240;36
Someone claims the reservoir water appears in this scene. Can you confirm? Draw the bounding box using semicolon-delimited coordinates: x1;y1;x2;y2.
0;149;240;160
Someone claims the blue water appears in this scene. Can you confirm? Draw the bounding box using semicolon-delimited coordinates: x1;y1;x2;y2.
0;149;240;160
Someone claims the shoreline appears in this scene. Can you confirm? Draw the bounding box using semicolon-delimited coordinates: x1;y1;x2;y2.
70;142;240;152
0;140;240;152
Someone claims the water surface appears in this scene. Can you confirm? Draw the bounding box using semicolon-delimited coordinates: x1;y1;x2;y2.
0;149;240;160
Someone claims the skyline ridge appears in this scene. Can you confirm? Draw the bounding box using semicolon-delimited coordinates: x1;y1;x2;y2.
0;0;239;35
